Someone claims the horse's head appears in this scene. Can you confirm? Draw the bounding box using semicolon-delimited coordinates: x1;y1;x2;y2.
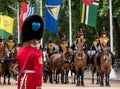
65;48;73;60
76;42;84;57
102;45;110;55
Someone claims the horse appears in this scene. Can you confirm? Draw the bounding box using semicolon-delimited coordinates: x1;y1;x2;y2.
3;44;18;85
49;48;73;84
74;41;87;86
0;44;6;84
99;45;112;87
88;49;101;84
42;49;50;83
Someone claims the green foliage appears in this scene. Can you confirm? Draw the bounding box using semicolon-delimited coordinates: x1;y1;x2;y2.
0;0;120;58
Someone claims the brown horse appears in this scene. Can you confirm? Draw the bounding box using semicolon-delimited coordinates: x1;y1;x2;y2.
89;49;101;84
3;44;18;85
49;48;73;84
99;46;112;87
74;42;87;86
0;45;6;84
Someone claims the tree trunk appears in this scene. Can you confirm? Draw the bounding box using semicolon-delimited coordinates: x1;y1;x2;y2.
113;17;120;59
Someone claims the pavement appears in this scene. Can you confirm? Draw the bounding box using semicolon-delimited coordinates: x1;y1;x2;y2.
83;68;120;80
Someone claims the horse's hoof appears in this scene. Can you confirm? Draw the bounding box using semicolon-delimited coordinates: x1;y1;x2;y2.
76;83;80;86
96;82;99;84
56;81;59;84
3;82;6;85
81;84;85;87
106;84;111;87
100;84;104;87
8;83;11;85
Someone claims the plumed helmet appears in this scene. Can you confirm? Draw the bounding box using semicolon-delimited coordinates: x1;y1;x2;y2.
80;32;84;36
21;15;44;42
61;37;65;41
8;36;13;40
94;33;99;39
101;27;107;34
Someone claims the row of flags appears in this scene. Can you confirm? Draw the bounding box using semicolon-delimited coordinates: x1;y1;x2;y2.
0;0;100;40
19;0;100;34
45;0;100;33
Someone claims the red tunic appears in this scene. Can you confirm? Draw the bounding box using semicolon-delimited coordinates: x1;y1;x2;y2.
17;46;42;89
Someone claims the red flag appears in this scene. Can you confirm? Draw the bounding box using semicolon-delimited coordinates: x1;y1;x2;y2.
19;2;28;34
19;2;35;34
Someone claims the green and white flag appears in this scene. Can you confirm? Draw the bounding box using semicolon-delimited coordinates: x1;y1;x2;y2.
80;0;100;27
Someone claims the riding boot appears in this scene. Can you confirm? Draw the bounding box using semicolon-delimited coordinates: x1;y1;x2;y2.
84;50;90;67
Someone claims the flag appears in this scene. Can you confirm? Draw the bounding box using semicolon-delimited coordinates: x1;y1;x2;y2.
80;0;100;27
19;2;35;34
45;0;62;34
0;15;14;39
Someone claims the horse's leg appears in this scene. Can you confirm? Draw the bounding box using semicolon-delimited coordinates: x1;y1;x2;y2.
61;71;64;84
3;73;6;85
55;71;59;84
91;67;94;84
106;73;110;87
100;73;104;87
0;75;1;84
8;73;11;85
81;71;85;86
65;70;69;84
96;71;100;84
76;72;80;86
49;70;53;83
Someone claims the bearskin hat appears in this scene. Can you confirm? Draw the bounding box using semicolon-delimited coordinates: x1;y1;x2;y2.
21;15;44;42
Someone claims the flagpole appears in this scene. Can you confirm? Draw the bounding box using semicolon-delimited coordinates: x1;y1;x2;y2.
40;0;43;48
17;2;20;44
109;0;113;52
69;0;72;46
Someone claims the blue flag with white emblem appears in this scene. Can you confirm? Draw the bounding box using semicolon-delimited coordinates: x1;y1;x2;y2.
45;0;62;34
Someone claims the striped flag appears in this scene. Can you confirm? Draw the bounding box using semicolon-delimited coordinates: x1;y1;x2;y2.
80;0;100;27
19;2;35;34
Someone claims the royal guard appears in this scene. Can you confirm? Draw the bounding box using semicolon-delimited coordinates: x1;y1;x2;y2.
17;15;44;89
36;40;42;50
0;37;4;49
60;36;68;53
7;36;15;51
99;27;115;68
47;40;55;57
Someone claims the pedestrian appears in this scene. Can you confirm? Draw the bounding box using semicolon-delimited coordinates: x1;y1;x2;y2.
16;15;44;89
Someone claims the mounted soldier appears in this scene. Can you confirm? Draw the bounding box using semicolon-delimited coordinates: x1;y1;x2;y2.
47;40;55;58
99;27;115;68
7;36;15;51
59;36;68;53
91;33;102;65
